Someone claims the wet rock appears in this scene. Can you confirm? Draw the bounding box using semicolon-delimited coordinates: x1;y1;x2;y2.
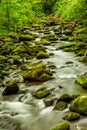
38;73;54;82
51;121;70;130
36;51;49;59
58;94;72;103
64;29;72;35
23;63;53;82
60;35;69;41
63;112;80;121
34;87;50;99
79;56;87;62
54;101;67;111
19;34;35;41
59;42;76;49
69;95;87;115
44;94;56;107
36;38;51;45
75;75;87;88
0;55;7;63
2;79;19;95
8;55;22;64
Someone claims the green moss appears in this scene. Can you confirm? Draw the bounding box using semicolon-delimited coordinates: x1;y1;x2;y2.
34;88;50;99
54;101;67;111
69;95;87;115
36;51;49;59
75;75;87;88
51;121;70;130
63;112;80;121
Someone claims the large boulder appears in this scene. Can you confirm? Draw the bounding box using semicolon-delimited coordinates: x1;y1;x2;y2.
69;95;87;115
51;121;70;130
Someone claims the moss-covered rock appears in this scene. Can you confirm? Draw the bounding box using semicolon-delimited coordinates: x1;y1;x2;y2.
75;75;87;88
8;55;22;64
36;51;49;59
36;38;51;45
38;73;54;82
44;94;56;107
0;55;7;63
79;56;87;62
51;121;70;130
23;63;53;82
63;112;80;121
59;42;76;49
2;79;19;95
69;95;87;115
58;94;72;103
19;34;35;41
64;29;72;35
34;88;50;99
54;101;67;111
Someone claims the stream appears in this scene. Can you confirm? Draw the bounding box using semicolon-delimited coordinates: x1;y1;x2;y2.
0;25;87;130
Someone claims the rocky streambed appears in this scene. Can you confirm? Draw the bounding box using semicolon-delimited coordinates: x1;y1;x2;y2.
0;23;87;130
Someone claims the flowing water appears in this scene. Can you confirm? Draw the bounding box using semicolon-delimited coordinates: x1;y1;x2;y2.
0;25;87;130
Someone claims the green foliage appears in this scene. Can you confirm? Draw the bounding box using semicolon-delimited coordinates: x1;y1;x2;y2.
0;0;44;34
53;0;87;23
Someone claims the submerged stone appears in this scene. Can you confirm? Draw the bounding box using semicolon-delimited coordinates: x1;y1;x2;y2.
2;79;19;95
34;88;50;99
54;101;67;111
75;75;87;88
63;112;80;121
51;121;70;130
69;95;87;115
44;94;56;107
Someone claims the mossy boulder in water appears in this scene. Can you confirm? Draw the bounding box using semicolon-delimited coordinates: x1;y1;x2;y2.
23;64;53;82
69;95;87;115
75;75;87;88
51;121;70;130
2;79;19;95
34;88;50;99
63;112;80;121
36;51;49;59
58;94;72;103
38;73;54;82
54;101;67;111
